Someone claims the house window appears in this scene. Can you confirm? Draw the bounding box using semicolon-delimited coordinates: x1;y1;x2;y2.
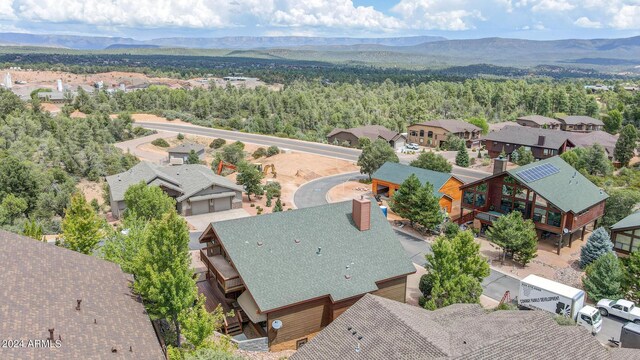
615;233;632;252
475;193;486;207
477;183;488;193
543;149;550;156
502;185;514;196
515;188;528;200
427;131;434;138
533;208;547;224
410;130;418;136
547;209;562;227
419;130;425;137
514;201;528;218
535;196;548;207
500;198;512;213
296;338;308;349
463;190;475;205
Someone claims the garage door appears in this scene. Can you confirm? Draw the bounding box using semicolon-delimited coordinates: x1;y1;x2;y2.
214;197;231;212
190;200;210;215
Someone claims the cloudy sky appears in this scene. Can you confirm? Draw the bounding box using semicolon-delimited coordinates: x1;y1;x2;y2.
1;0;640;40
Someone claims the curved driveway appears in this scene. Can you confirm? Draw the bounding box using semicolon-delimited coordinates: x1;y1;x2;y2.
293;172;366;209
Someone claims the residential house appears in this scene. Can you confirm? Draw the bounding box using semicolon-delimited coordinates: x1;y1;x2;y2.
459;156;608;254
291;294;632;360
106;161;243;218
407;120;481;148
488;121;520;133
371;162;463;214
611;212;640;255
557;115;604;132
327;125;406;150
566;131;619;160
516;115;562;129
197;198;415;351
168;142;206;164
483;126;575;160
0;230;164;360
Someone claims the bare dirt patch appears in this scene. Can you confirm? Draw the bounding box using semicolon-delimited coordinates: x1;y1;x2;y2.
77;179;104;205
327;181;371;203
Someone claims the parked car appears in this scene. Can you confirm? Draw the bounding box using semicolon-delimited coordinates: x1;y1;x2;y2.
406;143;419;150
597;299;640;323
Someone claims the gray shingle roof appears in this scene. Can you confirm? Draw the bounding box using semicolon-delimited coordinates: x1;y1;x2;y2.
292;294;627;360
168;142;205;154
557;115;605;126
372;162;456;198
566;131;619;157
205;201;415;312
412;120;481;133
517;115;561;126
483;126;572;149
0;230;164;360
327;125;403;142
106;162;242;202
611;211;640;231
507;156;608;213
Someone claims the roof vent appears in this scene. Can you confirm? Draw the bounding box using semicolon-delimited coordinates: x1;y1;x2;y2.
112;347;117;353
76;299;82;311
294;239;301;244
94;318;97;324
48;328;54;341
355;343;361;353
345;274;352;280
257;241;263;247
357;336;363;340
316;247;322;256
347;326;352;331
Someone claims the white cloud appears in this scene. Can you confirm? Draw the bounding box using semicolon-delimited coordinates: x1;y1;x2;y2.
0;0;16;20
392;0;484;31
610;5;640;29
574;16;601;28
531;0;575;12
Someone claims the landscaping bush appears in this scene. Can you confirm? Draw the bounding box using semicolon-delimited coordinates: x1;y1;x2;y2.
232;141;245;150
151;138;170;147
252;147;267;159
177;133;185;140
264;182;282;198
210;138;226;149
267;145;280;157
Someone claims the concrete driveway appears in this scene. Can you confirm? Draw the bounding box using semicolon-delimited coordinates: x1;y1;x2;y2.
185;209;251;232
114;131;175;163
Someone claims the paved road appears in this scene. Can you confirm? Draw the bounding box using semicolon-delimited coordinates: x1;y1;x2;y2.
293;172;365;208
114;132;174;163
597;315;628;345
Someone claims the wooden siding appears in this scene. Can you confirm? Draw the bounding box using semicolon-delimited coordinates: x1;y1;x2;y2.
266;297;331;349
372;177;461;213
440;177;463;201
566;201;606;231
372;276;407;303
485;141;564;160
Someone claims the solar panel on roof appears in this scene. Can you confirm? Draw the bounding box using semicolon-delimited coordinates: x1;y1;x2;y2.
515;163;560;183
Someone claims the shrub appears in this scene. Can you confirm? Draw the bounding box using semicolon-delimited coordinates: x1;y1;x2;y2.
553;315;576;326
252;147;267;159
250;203;255;208
264;182;282;198
267;145;280;157
177;133;185;140
232;141;245;150
151;138;170;147
210;138;226;149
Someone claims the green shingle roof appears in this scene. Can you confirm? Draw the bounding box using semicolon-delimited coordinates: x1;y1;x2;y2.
611;211;640;231
507;156;608;213
372;162;455;198
208;201;415;312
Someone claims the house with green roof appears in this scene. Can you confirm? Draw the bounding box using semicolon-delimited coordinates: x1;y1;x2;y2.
611;212;640;255
459;156;608;254
106;161;243;218
197;198;415;351
372;162;463;214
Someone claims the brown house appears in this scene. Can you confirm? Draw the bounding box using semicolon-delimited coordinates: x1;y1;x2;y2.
483;125;575;160
327;125;405;150
197;199;415;351
407;120;481;148
610;212;640;255
459;156;608;254
516;115;562;129
557;116;604;132
371;162;463;214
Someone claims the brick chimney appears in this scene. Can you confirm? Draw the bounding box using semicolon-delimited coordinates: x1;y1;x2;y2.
352;196;371;231
537;135;546;146
493;157;507;175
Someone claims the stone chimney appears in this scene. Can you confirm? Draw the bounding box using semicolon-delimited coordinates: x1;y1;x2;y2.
537;135;546;146
493;157;507;175
352;196;371;231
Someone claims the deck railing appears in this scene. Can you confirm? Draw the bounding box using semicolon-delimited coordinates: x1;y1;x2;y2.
200;249;244;293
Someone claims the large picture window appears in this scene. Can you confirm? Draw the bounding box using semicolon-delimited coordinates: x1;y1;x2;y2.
475;193;486;207
463;190;475;205
547;209;562;227
533;208;547;224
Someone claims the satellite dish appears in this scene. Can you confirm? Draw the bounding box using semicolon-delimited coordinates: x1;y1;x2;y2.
563;228;569;234
272;320;283;330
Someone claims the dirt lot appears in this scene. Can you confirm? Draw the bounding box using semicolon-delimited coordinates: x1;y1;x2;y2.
76;179;105;206
326;181;371;203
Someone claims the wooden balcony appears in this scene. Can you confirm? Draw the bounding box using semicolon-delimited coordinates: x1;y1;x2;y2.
200;248;244;294
196;280;242;336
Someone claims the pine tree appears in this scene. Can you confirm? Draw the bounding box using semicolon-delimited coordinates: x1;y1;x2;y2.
186;150;200;164
413;182;444;231
614;124;638;167
604;109;623;134
134;211;196;347
515;147;534;166
22;219;44;241
455;143;470;167
236;162;264;201
273;198;283;212
422;231;489;310
583;253;624;302
486;211;538;266
624;250;640;303
580;227;613;268
61;193;104;255
389;174;421;226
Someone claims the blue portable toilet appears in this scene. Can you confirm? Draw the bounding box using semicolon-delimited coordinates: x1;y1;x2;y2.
380;206;388;218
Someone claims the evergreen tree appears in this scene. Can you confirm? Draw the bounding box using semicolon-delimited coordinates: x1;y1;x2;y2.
134;211;196;348
61;193;104;255
124;182;177;221
601;189;640;229
357;139;399;180
273;197;283;212
413;182;444;231
455;143;470;167
409;152;452;173
0;194;27;225
422;231;489;310
583;253;624;302
22;219;44;241
614;124;638;167
583;144;613;176
236;162;264;201
486;211;538;266
389;174;421;226
604;109;623;134
580;227;614;268
515;147;535;166
624;250;640;303
186;150;200;164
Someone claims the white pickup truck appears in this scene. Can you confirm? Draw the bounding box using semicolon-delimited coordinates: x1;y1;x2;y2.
597;299;640;323
519;275;602;334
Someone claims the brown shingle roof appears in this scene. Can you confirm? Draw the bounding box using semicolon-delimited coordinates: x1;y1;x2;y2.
327;125;403;142
557;115;605;126
292;294;627;360
0;230;164;360
483;125;572;149
566;131;619;157
411;119;481;134
517;115;561;126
